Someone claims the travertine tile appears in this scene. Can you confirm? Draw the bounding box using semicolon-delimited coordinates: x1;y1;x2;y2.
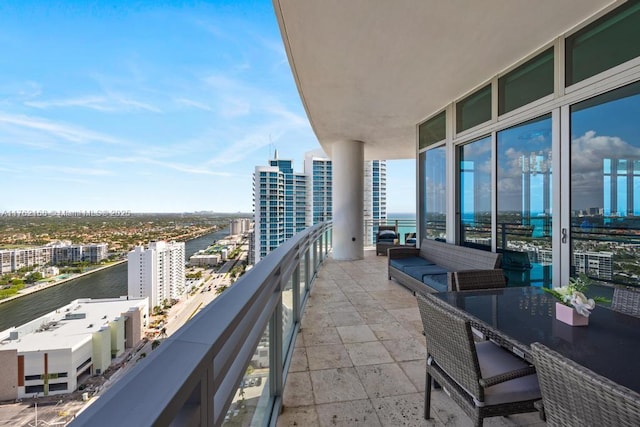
289;346;309;372
345;341;394;366
303;327;342;346
381;337;426;362
283;372;314;407
336;325;377;343
399;359;427;392
369;322;414;341
388;307;422;323
315;399;382;427
277;405;320;427
301;311;335;329
355;363;417;398
372;393;443;426
330;310;365;327
306;344;353;370
281;250;538;426
310;367;368;404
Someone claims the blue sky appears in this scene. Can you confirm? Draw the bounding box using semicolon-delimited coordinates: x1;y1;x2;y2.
0;0;415;214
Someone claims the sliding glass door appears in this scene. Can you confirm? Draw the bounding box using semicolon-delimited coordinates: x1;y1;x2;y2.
570;81;640;286
497;115;553;287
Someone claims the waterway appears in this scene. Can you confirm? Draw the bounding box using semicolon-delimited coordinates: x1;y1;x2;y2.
0;229;229;331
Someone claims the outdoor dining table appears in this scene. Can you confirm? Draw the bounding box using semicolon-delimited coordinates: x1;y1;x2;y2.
434;286;640;394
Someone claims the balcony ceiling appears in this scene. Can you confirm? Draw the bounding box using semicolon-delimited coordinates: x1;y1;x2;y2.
273;0;614;160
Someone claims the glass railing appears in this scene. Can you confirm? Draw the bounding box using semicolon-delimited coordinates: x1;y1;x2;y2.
71;222;332;427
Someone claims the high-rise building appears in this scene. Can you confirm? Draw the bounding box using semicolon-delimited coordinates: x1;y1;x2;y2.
252;150;386;263
253;152;311;263
127;241;185;308
364;159;387;245
304;149;387;245
304;149;332;224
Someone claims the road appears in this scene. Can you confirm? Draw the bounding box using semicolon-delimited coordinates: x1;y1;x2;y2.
0;243;248;426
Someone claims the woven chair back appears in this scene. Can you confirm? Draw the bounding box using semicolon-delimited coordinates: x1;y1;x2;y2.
532;342;640;426
417;293;483;400
612;286;640;317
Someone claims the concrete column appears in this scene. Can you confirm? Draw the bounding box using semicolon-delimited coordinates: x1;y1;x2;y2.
332;140;364;260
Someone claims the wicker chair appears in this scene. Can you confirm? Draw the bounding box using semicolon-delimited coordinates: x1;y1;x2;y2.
611;286;640;317
453;269;506;291
416;293;541;427
375;225;398;256
531;342;640;426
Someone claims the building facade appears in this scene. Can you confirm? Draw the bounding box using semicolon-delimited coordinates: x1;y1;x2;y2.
127;241;185;308
0;297;147;400
304;150;387;246
253;153;310;262
253;151;387;263
275;0;640;284
0;243;108;274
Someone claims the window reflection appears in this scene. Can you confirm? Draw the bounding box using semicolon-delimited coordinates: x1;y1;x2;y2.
421;147;447;240
571;81;640;286
223;325;270;426
497;116;552;287
459;136;492;249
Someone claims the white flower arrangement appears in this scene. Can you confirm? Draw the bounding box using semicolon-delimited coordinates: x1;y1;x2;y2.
544;274;607;318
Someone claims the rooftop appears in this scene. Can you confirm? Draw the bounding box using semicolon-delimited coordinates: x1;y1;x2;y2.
0;297;147;352
277;250;544;426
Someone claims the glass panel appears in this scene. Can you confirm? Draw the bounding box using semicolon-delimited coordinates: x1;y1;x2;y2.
571;80;640;286
419;111;446;149
456;84;492;133
498;47;554;115
497;115;553;287
566;2;640;86
282;276;294;357
421;146;447;240
223;325;270;426
459;136;492;249
298;262;306;305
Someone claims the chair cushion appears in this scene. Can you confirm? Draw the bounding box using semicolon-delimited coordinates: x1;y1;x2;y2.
378;238;395;243
389;257;434;271
378;230;397;240
475;341;541;406
403;265;448;281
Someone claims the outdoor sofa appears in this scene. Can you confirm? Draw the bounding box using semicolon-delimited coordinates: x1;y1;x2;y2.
388;238;503;294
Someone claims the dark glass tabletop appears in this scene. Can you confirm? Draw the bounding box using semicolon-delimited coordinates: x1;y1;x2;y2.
434;286;640;394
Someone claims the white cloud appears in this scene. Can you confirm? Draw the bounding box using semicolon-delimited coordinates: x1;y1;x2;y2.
36;166;113;176
25;93;161;113
0;112;125;145
101;156;232;176
175;98;213;111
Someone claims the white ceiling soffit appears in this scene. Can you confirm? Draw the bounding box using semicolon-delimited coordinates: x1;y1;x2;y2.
274;0;614;160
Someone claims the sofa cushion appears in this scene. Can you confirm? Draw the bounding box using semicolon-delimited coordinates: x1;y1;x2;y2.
403;265;448;282
389;257;434;271
423;274;449;292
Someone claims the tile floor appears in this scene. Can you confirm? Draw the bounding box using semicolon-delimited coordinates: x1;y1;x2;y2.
276;249;545;427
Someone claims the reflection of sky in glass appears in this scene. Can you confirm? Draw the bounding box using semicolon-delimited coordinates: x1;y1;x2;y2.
424;147;446;215
571;85;640;212
497;116;552;215
460;137;491;216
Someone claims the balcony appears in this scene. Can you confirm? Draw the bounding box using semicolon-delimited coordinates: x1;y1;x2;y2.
72;222;544;426
277;249;543;427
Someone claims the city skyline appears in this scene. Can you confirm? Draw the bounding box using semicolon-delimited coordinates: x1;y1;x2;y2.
0;0;415;214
